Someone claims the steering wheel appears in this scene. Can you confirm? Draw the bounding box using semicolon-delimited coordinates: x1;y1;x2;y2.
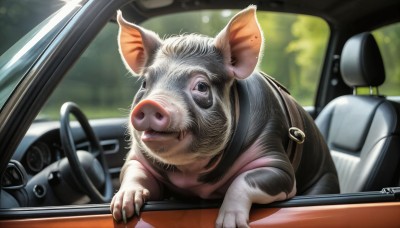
60;102;112;203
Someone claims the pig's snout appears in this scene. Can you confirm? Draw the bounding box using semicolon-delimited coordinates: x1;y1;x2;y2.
131;99;170;132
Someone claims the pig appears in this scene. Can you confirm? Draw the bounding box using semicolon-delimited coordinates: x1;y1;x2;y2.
110;5;339;228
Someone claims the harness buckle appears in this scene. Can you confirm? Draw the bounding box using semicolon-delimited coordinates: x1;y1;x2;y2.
289;127;305;144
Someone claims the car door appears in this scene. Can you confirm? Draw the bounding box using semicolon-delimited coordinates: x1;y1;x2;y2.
1;0;400;227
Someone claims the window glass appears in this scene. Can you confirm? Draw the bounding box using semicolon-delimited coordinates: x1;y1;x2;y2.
373;23;400;96
142;11;329;106
0;0;66;55
38;22;140;120
0;0;76;111
40;10;329;120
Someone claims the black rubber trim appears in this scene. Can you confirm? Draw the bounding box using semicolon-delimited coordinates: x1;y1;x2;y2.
0;191;398;220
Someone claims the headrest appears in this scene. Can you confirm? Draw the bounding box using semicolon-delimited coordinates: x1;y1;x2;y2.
340;32;385;87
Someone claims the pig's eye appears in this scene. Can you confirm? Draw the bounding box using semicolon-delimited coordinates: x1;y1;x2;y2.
195;82;209;93
141;80;147;89
192;80;212;109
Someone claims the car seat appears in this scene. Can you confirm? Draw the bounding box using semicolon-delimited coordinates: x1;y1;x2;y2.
315;32;400;193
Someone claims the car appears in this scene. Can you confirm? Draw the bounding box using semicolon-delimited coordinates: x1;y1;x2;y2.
0;0;399;227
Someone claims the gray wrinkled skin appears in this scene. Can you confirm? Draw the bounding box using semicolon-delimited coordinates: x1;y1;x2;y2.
111;7;339;228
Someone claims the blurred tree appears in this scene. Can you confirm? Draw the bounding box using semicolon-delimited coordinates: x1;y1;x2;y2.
0;0;65;55
286;15;329;104
40;9;330;119
5;5;399;120
257;12;297;90
141;11;327;106
374;23;400;95
142;10;233;37
40;23;139;119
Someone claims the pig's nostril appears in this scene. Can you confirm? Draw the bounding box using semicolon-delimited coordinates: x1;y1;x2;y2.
131;99;170;131
155;112;163;120
137;112;145;120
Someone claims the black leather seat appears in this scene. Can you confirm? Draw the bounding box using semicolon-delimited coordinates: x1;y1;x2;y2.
315;32;400;193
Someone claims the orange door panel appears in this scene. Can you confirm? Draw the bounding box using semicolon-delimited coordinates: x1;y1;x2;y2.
1;202;399;227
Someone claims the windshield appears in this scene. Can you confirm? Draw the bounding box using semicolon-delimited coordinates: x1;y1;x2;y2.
37;10;329;120
0;0;81;111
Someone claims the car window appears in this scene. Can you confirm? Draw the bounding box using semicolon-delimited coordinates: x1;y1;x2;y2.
38;22;139;120
0;0;67;56
0;0;80;112
39;10;329;120
373;23;400;97
142;11;329;106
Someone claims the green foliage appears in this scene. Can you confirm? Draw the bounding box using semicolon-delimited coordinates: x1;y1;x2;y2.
258;13;329;105
142;10;233;37
0;0;66;55
257;12;297;88
286;15;329;105
373;23;400;96
39;9;400;120
142;11;328;106
40;10;330;119
343;24;400;97
39;23;140;120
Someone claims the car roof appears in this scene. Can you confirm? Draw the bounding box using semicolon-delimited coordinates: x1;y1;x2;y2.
120;0;400;33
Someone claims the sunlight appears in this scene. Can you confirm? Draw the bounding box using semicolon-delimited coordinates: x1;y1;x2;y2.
6;0;82;67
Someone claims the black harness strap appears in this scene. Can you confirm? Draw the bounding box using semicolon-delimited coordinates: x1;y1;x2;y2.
199;80;251;183
200;73;305;182
262;73;305;171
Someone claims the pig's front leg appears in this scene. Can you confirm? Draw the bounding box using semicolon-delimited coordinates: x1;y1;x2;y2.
215;167;296;228
110;159;162;222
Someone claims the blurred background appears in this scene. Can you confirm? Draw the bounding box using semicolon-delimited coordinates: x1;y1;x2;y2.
2;4;399;119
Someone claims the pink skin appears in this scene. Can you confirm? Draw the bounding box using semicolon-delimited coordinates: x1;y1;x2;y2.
113;93;297;226
131;99;170;132
110;158;160;222
110;138;296;224
131;99;180;153
142;139;291;199
112;90;297;226
112;6;298;227
111;98;194;222
130;98;194;165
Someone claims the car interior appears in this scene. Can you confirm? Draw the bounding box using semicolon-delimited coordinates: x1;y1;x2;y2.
315;32;400;193
0;0;399;224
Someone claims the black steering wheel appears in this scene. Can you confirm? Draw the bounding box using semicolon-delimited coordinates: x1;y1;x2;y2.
60;102;112;203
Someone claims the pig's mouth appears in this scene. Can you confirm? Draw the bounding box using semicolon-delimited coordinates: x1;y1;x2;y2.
141;129;187;142
140;128;194;165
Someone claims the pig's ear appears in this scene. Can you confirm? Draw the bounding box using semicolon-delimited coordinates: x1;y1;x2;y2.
117;11;162;74
214;5;263;79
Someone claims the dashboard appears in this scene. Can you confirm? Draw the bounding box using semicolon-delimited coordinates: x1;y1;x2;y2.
24;137;63;175
12;121;65;176
25;142;54;173
1;118;129;208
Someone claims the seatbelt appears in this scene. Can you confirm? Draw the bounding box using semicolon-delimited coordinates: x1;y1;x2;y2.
261;72;306;171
